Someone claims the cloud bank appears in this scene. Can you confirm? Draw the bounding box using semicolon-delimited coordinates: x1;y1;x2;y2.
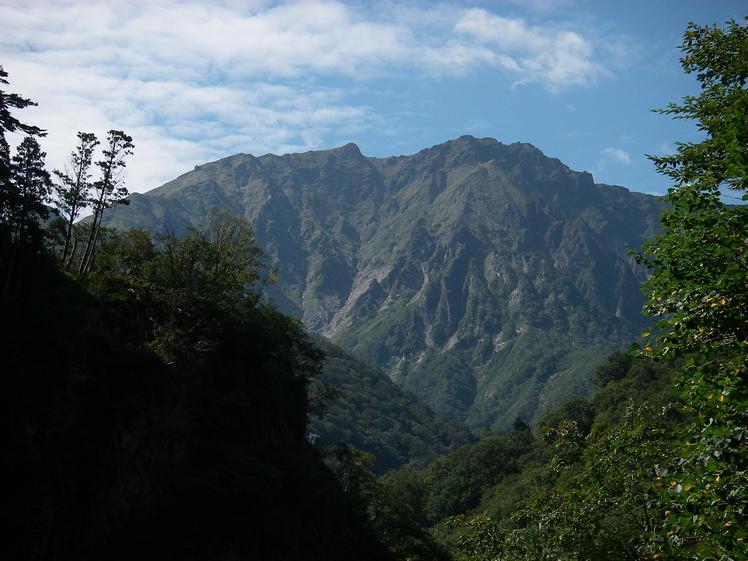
1;1;611;192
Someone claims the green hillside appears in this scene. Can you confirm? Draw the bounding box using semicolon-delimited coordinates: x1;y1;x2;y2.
311;336;471;473
378;353;682;560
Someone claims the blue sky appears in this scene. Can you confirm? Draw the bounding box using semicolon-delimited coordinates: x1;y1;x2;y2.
1;1;744;196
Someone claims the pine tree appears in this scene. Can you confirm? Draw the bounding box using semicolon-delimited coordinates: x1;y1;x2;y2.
3;136;52;296
0;66;45;229
0;66;45;187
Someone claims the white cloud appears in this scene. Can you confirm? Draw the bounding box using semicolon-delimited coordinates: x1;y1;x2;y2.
454;9;607;92
0;1;612;192
601;147;632;165
505;0;576;10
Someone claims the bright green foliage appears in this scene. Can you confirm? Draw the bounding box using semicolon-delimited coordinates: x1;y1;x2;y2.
536;395;594;438
636;18;748;560
436;355;677;561
498;403;671;560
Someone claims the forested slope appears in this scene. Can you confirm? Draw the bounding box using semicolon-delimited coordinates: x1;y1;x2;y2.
311;335;472;473
0;220;392;561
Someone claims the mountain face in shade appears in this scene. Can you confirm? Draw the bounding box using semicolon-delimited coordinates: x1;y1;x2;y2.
103;136;663;431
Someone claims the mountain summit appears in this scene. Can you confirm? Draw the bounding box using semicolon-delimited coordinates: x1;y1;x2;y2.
103;136;663;430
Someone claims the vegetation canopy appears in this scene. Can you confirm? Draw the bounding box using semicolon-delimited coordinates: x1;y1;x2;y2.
636;17;748;560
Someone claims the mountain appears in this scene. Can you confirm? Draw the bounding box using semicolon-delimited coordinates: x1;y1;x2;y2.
103;135;663;431
311;336;471;473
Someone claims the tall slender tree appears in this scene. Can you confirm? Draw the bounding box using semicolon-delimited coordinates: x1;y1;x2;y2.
8;136;52;231
53;132;99;268
79;129;133;273
3;136;52;296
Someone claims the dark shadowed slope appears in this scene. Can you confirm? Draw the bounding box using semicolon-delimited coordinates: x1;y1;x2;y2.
311;335;472;473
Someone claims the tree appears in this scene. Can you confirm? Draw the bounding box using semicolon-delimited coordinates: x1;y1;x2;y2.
636;18;748;560
53;132;99;268
153;210;266;310
450;403;671;561
0;66;45;187
0;66;46;284
88;211;268;364
7;136;52;231
2;136;52;296
79;129;133;273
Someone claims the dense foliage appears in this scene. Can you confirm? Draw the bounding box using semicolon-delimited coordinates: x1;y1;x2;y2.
636;18;748;560
1;219;395;560
309;336;471;473
363;353;678;560
432;17;748;561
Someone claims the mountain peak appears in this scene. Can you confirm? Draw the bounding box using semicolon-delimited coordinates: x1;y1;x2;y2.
448;134;501;148
330;142;363;158
418;135;507;168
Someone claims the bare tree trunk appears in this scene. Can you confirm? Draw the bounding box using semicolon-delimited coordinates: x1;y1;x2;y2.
61;216;74;266
78;216;94;273
80;204;106;274
66;234;79;271
85;210;103;273
79;202;101;274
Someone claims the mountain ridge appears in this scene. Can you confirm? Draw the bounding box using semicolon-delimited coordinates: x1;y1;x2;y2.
103;135;663;431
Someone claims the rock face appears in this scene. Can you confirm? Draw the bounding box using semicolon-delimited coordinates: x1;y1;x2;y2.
104;135;663;431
